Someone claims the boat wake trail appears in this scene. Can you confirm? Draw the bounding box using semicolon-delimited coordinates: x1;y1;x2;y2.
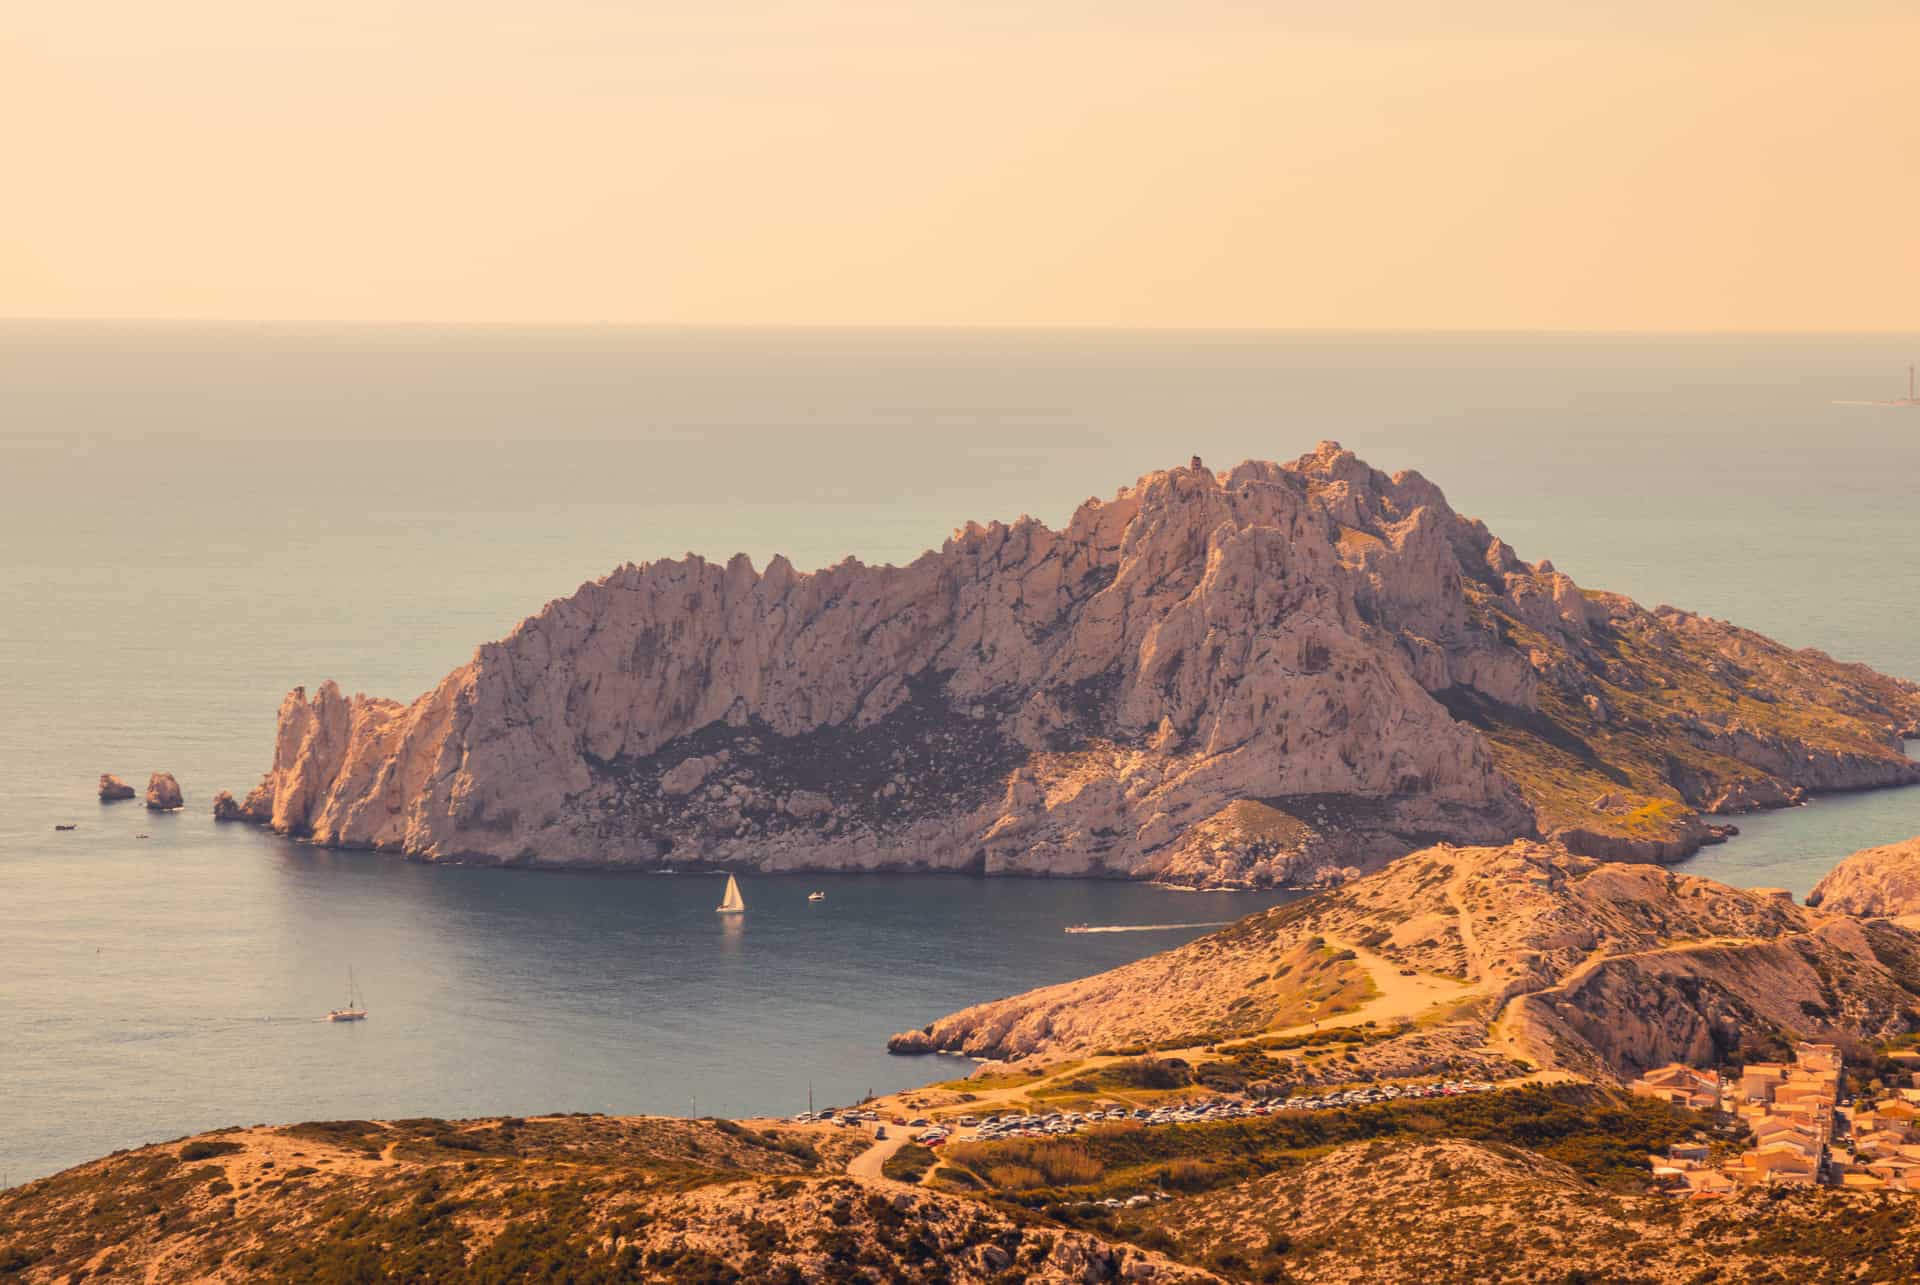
1063;922;1232;934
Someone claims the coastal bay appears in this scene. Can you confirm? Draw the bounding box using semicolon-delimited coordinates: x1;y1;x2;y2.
5;325;1920;1188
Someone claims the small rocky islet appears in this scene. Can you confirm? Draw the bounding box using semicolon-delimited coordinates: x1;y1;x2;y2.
142;772;183;812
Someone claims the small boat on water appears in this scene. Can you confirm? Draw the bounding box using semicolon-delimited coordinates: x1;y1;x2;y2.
717;874;746;915
328;967;368;1022
808;891;826;902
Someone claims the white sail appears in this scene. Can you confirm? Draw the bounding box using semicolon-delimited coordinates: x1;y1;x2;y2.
717;874;745;914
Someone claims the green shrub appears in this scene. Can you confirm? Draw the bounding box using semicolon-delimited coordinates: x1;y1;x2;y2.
882;1143;937;1184
1104;1057;1193;1090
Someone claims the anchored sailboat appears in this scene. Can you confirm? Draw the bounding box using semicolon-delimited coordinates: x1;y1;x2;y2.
716;874;746;915
328;967;367;1022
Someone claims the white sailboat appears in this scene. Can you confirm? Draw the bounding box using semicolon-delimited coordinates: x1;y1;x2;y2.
716;874;746;915
328;967;367;1022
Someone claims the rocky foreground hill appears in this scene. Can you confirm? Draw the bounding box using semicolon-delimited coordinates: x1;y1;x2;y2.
0;1115;1210;1285
232;444;1920;884
10;1089;1920;1284
899;840;1920;1082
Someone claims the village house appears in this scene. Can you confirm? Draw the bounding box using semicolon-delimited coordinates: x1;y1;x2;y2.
1853;1129;1912;1158
1650;1041;1854;1194
1630;1063;1722;1111
1739;1142;1820;1185
1866;1157;1920;1191
1738;1063;1791;1104
1680;1168;1736;1199
1796;1042;1844;1074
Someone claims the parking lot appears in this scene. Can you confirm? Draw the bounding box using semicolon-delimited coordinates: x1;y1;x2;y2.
796;1078;1498;1147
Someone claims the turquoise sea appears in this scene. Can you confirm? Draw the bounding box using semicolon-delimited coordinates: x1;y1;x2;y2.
3;323;1917;1182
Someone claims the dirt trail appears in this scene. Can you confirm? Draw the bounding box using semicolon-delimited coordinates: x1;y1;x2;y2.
1487;934;1768;1070
1447;880;1481;976
846;1132;913;1187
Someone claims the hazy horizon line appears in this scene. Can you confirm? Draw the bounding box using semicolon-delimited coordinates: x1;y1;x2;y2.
3;315;1916;338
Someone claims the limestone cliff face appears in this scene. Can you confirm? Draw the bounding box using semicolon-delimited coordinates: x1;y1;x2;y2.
1806;836;1920;916
237;444;1920;882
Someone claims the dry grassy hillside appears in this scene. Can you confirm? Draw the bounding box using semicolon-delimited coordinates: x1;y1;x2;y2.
905;841;1920;1080
9;1084;1916;1282
1130;1136;1920;1284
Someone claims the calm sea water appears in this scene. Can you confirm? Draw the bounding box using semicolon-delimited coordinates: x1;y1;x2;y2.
3;323;1918;1182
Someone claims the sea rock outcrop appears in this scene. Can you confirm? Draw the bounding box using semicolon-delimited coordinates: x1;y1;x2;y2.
144;772;183;811
98;774;136;802
1807;835;1920;917
211;790;244;822
237;445;1920;884
886;1029;938;1055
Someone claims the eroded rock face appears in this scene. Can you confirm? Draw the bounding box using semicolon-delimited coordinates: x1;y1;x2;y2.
98;774;136;802
237;445;1920;883
211;790;244;822
886;1029;937;1055
144;772;183;811
1807;836;1920;916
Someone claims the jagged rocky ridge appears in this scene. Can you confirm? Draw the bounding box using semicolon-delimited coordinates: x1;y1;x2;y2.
902;841;1920;1082
235;444;1920;884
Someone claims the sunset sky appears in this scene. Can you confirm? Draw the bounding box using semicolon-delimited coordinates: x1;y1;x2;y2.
7;1;1916;329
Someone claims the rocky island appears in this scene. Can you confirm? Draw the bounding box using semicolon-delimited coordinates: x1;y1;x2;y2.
229;445;1920;885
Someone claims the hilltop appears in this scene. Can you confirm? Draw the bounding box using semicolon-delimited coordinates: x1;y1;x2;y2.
231;444;1919;884
897;840;1920;1082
